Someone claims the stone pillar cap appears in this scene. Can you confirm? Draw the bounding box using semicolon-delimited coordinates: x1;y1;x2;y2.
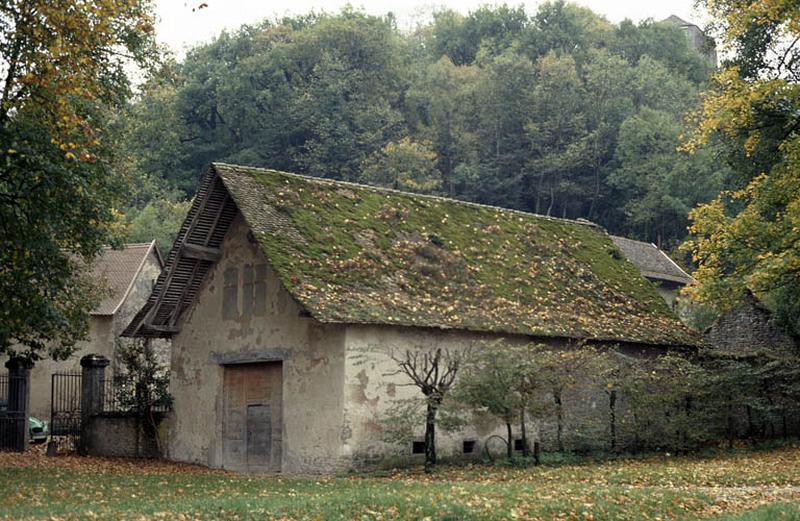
5;358;34;370
80;354;110;368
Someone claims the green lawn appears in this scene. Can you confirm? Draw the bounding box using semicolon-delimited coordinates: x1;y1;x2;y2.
1;446;799;520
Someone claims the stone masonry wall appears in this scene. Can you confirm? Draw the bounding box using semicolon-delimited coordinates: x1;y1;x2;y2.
84;413;165;458
705;292;797;354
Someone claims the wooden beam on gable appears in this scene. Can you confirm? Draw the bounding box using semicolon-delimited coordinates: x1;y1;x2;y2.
144;323;181;334
138;174;219;331
181;243;222;262
167;192;231;326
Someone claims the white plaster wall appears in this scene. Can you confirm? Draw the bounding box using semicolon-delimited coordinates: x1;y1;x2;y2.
21;316;114;420
167;215;347;473
342;324;534;467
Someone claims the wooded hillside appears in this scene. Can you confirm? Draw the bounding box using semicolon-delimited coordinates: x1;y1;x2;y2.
119;2;725;253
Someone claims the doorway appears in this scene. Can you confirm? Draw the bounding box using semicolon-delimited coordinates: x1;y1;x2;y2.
222;362;282;472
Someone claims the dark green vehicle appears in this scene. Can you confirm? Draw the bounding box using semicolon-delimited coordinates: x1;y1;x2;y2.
0;400;49;443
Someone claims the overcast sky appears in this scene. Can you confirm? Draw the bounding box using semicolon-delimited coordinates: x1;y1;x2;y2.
156;0;709;55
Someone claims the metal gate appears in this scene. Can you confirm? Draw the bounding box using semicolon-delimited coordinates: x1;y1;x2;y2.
0;372;28;451
50;372;82;450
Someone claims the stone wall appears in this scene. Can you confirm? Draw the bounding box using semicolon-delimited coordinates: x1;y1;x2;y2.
705;292;797;354
84;412;166;458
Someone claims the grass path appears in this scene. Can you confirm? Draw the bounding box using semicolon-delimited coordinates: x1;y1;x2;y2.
1;445;799;520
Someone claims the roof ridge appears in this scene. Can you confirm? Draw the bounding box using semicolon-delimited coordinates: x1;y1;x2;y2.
101;242;156;249
212;162;606;231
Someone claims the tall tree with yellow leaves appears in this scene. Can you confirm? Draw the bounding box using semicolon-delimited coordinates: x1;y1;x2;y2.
0;0;158;361
683;0;800;334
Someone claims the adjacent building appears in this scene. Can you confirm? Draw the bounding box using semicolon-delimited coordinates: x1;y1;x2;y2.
662;14;718;67
5;242;164;420
610;235;694;308
705;290;798;355
124;163;699;473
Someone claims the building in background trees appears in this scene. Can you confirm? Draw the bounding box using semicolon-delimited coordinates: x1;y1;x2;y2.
662;15;718;67
610;235;694;308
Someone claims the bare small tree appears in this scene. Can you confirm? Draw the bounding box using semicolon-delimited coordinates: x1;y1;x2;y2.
386;347;464;471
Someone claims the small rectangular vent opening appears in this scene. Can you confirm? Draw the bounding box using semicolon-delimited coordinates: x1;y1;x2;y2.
463;440;476;454
514;439;525;451
412;441;425;454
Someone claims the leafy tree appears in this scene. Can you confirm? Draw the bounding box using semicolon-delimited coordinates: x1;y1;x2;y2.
525;51;589;216
456;342;525;460
427;6;528;66
472;50;535;208
119;64;194;198
610;108;725;246
360;138;442;193
115;338;172;453
683;0;800;330
405;57;480;197
535;345;605;452
525;1;613;64
125;199;191;256
0;0;157;361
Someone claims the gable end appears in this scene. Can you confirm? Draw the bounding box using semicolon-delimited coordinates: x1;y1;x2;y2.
123;170;239;337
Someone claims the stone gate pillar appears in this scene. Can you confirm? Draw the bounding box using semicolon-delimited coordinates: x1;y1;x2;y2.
5;358;33;452
80;354;109;454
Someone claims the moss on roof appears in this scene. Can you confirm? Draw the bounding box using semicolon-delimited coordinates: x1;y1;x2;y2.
214;163;700;346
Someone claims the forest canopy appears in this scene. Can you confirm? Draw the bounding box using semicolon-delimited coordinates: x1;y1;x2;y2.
119;2;724;252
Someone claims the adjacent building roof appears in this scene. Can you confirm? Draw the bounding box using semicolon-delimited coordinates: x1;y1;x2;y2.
91;241;163;316
124;163;700;346
662;14;696;29
610;236;694;286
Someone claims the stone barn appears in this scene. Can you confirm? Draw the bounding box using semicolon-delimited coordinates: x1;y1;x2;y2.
1;241;165;420
123;163;698;473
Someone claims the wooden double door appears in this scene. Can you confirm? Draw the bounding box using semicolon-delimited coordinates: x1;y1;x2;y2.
222;362;283;472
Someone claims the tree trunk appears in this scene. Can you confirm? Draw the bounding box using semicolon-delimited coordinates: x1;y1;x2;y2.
533;440;541;465
506;421;513;460
554;389;564;452
726;402;735;449
782;407;788;438
520;409;530;458
609;390;617;452
424;400;438;472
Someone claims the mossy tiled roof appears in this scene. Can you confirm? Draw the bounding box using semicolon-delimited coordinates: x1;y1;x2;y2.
215;163;699;346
